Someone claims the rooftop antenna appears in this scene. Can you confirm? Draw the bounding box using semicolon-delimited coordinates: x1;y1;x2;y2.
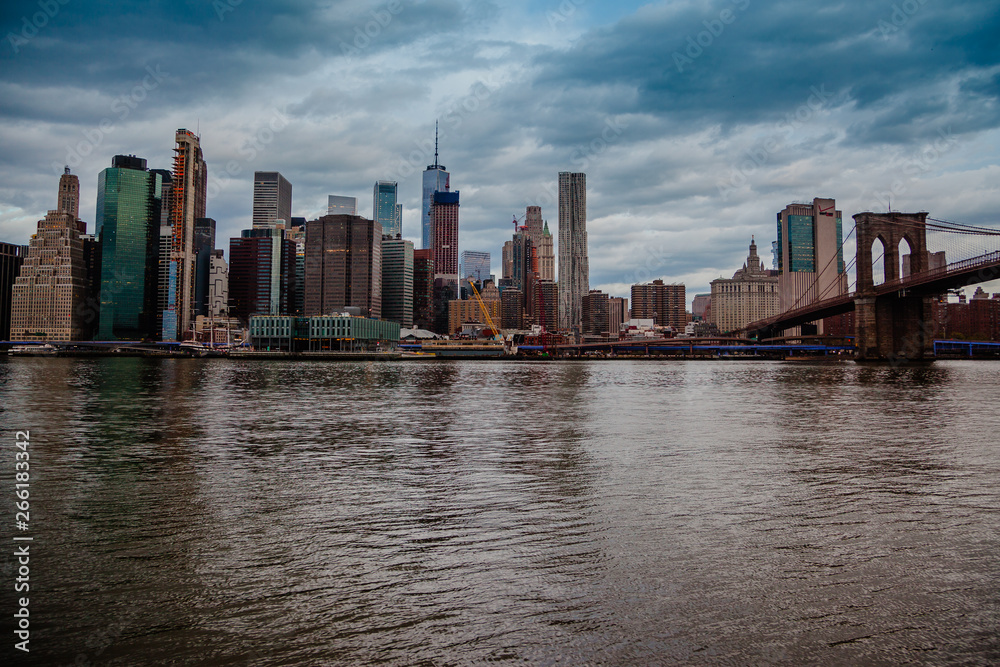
433;120;439;167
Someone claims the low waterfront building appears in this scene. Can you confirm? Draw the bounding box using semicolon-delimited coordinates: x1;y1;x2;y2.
248;314;400;352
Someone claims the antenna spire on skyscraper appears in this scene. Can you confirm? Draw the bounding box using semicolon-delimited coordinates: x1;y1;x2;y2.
434;120;439;168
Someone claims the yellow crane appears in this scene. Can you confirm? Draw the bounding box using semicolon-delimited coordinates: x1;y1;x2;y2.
467;278;501;341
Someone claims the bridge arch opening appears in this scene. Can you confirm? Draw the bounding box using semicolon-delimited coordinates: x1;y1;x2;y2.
872;237;887;286
899;236;914;280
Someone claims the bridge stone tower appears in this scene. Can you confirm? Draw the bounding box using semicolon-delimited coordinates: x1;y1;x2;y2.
853;211;935;361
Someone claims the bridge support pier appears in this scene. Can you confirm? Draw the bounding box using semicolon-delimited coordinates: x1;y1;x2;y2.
855;293;936;361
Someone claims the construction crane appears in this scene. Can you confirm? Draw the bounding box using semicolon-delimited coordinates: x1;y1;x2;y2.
468;278;501;341
512;213;525;233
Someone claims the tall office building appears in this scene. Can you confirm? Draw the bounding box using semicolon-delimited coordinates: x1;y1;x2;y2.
228;226;295;322
631;280;686;330
525;206;543;245
509;231;537;324
165;128;208;341
558;172;588;331
382;236;414;327
422;123;450;250
252;171;292;228
535;280;559;332
57;166;83;232
776;197;847;333
461;250;491;283
582;289;610;336
95;155;165;340
412;249;435;330
10;209;88;341
327;195;357;216
305;215;382;319
194;218;216;318
0;242;27;339
430;190;459;289
374;181;401;238
152;169;173;339
710;236;779;334
208;249;228;318
609;296;627;333
538;221;555;282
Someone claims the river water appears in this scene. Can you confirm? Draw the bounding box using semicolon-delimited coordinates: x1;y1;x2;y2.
1;357;998;666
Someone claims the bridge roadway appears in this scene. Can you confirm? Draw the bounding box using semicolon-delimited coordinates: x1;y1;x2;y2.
741;249;1000;337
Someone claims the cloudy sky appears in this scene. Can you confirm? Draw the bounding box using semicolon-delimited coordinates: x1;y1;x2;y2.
2;0;999;304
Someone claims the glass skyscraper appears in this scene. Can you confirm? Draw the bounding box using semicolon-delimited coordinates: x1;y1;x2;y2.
373;181;401;238
96;155;165;340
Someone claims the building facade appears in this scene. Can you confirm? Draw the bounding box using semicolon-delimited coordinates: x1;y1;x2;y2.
535;280;559;332
461;250;491;283
249;314;400;352
538;221;555;282
431;190;459;290
776;197;847;333
0;242;27;339
252;171;292;228
382;236;414;328
558;172;588;331
413;249;434;330
710;237;779;334
305;215;382;319
609;296;627;333
373;181;401;238
208;249;228;319
165;129;208;341
327;195;357;216
10;210;88;341
582;289;611;336
228;227;295;323
95;155;165;340
58;166;83;231
630;280;686;330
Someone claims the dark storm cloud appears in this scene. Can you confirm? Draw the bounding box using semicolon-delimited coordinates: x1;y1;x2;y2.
0;0;470;121
523;0;1000;146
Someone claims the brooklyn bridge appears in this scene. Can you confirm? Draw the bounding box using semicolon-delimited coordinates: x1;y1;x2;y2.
740;211;1000;361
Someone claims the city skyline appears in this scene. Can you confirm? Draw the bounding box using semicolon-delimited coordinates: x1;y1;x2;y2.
1;1;999;304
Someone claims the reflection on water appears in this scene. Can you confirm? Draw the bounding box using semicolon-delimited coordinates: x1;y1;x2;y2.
1;358;998;665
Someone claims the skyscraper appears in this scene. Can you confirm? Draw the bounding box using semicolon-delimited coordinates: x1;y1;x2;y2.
10;195;88;341
430;190;459;290
327;195;357;216
422;123;449;250
538;221;555;282
57;166;83;232
252;171;292;228
525;206;543;245
228;226;295;322
95;155;163;340
776;197;847;333
374;181;401;238
194;218;216;318
460;250;491;283
165;128;208;341
305;215;382;319
412;249;435;330
558;172;588;332
382;236;414;327
153;168;173;339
